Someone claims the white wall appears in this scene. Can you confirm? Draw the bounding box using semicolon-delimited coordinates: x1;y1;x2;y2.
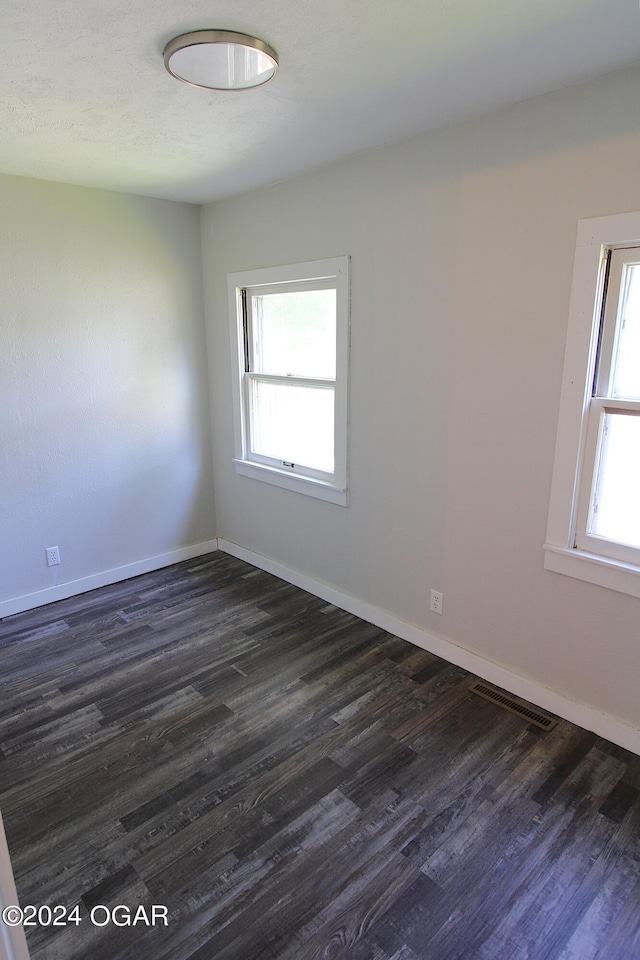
202;65;640;736
1;175;216;610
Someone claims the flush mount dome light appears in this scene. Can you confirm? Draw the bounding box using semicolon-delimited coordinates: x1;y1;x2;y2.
163;30;278;90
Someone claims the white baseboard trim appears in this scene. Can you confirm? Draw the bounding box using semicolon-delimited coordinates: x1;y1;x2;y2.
218;538;640;757
0;540;219;619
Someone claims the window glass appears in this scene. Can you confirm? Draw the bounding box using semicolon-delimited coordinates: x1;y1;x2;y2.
248;380;335;473
252;289;336;379
611;263;640;399
589;411;640;549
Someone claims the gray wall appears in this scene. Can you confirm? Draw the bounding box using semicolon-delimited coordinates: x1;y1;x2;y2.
202;65;640;733
1;175;216;606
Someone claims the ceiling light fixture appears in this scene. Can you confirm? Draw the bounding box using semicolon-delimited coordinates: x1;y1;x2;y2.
163;30;278;91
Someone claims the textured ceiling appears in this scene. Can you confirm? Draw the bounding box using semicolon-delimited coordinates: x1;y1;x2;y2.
1;0;639;204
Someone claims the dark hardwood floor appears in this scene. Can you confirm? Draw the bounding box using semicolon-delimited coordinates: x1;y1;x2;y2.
1;552;640;960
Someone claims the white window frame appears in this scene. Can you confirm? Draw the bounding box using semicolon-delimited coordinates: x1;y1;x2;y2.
228;256;350;506
544;211;640;597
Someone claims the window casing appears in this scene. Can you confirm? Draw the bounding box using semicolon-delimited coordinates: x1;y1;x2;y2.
228;257;349;505
545;212;640;597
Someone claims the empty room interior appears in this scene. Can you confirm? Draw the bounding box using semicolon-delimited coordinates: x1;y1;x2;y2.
3;2;640;959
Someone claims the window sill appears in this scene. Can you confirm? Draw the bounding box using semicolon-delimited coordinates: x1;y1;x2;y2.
543;543;640;599
233;459;348;506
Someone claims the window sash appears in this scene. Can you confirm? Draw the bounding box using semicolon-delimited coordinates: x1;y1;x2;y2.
244;279;337;380
575;399;640;564
242;373;336;480
245;372;336;388
593;247;640;399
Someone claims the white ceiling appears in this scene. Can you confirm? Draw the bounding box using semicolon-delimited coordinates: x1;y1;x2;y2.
1;0;639;204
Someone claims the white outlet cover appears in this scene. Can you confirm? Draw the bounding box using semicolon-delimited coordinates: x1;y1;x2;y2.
46;546;60;566
430;589;443;614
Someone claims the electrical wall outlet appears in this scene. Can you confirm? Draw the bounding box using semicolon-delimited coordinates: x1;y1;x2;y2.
46;546;60;567
430;589;443;615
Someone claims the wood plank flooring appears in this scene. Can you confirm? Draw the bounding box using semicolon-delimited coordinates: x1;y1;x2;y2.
1;552;640;959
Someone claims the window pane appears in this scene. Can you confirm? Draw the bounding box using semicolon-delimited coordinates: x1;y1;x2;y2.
590;412;640;548
611;263;640;399
253;289;336;378
249;380;334;473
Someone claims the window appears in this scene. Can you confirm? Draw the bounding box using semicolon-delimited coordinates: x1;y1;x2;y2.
545;212;640;597
228;257;349;505
575;246;640;562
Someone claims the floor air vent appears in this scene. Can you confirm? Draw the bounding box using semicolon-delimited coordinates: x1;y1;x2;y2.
469;681;558;731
